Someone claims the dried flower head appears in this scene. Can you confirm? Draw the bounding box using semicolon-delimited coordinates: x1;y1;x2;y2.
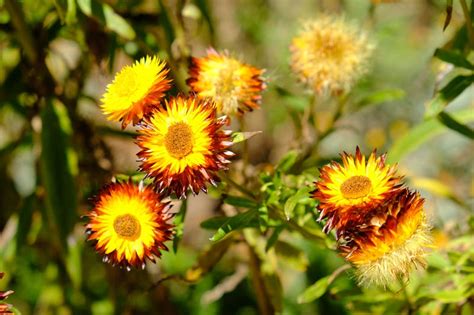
85;180;174;269
136;95;235;198
339;190;431;287
187;49;266;116
290;16;374;94
0;272;14;314
101;56;171;128
313;147;403;233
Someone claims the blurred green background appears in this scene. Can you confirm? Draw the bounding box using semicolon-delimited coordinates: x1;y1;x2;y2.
0;0;473;314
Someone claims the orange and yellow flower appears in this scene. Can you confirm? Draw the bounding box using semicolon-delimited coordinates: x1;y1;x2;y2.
338;190;431;286
136;95;235;198
187;49;266;116
101;55;171;128
85;180;174;269
290;16;374;94
0;272;14;314
313;147;403;233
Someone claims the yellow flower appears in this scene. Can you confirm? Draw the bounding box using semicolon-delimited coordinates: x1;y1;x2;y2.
290;16;374;94
85;180;174;269
313;147;403;233
339;190;431;287
101;56;171;128
136;95;235;198
187;49;266;116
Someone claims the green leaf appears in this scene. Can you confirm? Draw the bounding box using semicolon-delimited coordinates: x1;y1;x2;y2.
265;226;284;252
65;236;82;289
210;209;259;242
258;204;269;232
77;0;135;40
232;131;262;144
355;88;406;109
429;288;468;304
173;199;187;253
297;276;331;304
276;150;299;172
40;99;77;249
388;108;474;163
15;194;35;254
200;216;229;230
283;186;313;220
223;195;258;209
274;241;309;271
66;0;77;24
437;111;474;139
102;5;136;40
274;86;308;111
434;48;474;70
195;0;214;36
425;75;474;118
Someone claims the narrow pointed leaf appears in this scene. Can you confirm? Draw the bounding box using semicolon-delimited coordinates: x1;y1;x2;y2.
210;209;259;242
388;109;474;163
425;75;474;118
40;99;77;249
173;199;187;253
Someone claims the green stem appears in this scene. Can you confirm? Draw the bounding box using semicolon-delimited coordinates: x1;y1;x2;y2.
327;264;351;283
460;0;474;47
311;93;348;158
245;232;275;315
238;116;250;170
4;0;38;63
399;278;415;314
224;174;256;200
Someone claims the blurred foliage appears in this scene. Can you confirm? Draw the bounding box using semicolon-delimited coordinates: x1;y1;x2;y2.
0;0;473;314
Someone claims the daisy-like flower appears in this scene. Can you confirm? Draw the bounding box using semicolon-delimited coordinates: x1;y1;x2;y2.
0;272;14;314
101;55;171;128
85;180;174;269
290;16;374;95
136;95;234;197
187;49;266;116
338;190;431;287
313;147;403;233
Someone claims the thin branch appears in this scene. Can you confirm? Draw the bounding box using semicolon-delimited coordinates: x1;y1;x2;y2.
459;0;474;47
4;0;38;63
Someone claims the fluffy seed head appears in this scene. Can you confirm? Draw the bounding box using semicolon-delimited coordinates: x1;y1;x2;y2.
187;49;266;116
338;190;432;287
290;16;374;95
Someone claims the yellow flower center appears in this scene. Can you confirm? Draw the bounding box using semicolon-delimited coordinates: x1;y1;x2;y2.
164;122;194;159
216;68;238;95
113;214;141;240
115;69;148;103
340;175;372;199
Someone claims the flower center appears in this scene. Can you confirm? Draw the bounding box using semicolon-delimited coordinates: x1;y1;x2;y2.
340;175;372;199
113;214;141;240
164;122;194;159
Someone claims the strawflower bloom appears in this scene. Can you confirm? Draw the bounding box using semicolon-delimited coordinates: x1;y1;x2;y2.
0;272;14;315
85;180;174;269
313;147;403;233
136;95;234;198
338;190;431;287
187;49;266;116
290;16;374;94
101;55;171;128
